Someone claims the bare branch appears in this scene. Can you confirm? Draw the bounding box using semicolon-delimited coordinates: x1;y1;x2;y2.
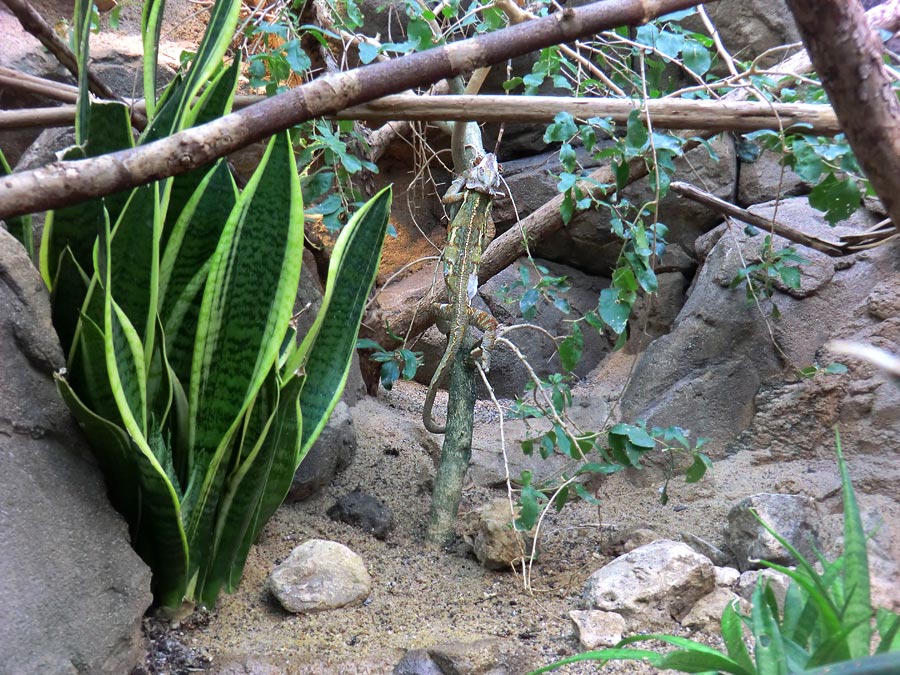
0;95;842;135
669;181;846;255
0;0;712;220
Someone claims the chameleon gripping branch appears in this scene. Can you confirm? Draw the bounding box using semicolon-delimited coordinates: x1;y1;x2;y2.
422;153;502;434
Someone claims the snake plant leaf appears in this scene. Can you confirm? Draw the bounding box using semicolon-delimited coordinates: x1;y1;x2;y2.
835;430;872;659
49;248;90;356
41;101;134;289
109;183;161;350
141;0;165;119
72;0;92;144
0;148;32;259
195;370;290;606
184;130;302;577
162;59;241;252
141;0;241;141
160;159;237;385
294;185;392;456
56;375;188;608
230;374;303;588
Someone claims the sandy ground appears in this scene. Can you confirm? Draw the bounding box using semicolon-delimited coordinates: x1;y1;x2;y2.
176;372;768;675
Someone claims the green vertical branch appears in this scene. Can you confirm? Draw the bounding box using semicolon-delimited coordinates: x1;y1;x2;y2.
426;331;478;546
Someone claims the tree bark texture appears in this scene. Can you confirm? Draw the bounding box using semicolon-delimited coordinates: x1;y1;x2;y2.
425;333;478;547
786;0;900;234
0;0;710;220
0;96;844;135
365;0;900;351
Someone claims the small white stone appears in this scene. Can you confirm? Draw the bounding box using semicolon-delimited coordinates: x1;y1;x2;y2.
569;610;626;649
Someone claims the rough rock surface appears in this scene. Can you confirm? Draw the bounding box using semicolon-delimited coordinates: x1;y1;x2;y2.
392;638;538;675
463;498;537;571
268;539;371;613
327;489;394;540
569;609;627;649
582;540;716;629
726;493;820;571
736;568;792;609
619;199;894;457
681;588;750;630
0;229;152;675
288;400;357;502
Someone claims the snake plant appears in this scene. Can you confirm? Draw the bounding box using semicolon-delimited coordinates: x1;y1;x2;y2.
40;0;391;612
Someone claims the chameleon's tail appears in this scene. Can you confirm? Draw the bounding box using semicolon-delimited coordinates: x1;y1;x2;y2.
422;349;452;434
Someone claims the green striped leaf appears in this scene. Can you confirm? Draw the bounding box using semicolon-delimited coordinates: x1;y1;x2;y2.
293;186;392;456
141;0;165;118
835;429;872;658
159;160;237;385
184;130;302;575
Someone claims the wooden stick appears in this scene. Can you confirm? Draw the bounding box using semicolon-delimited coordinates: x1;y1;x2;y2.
669;181;846;256
0;95;843;135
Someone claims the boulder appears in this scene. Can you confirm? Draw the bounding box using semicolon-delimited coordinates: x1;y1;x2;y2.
582;540;716;629
569;609;627;649
0;228;152;675
737;568;792;610
268;539;371;613
288;400;357;502
681;588;750;631
327;489;394;540
619;199;893;457
726;493;820;571
464;498;537;571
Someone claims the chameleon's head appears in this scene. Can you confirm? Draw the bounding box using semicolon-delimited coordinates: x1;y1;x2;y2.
464;153;502;195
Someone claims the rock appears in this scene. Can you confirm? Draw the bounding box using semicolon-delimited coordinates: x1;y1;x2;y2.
582;540;716;629
268;539;371;613
736;568;792;610
737;148;807;206
569;609;627;649
393;649;443;675
0;228;152;675
681;588;750;630
288;400;357;501
684;0;800;63
464;498;537;571
619;198;893;457
621;528;662;553
714;566;741;588
726;493;820;571
681;532;733;567
429;638;538;675
327;489;394;540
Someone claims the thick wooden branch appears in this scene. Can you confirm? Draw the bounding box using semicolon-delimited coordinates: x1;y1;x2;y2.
0;96;843;134
0;0;710;220
785;0;900;235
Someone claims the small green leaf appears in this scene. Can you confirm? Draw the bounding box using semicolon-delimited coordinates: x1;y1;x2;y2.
824;362;848;375
685;452;712;483
625;109;649;152
358;41;379;64
598;287;631;334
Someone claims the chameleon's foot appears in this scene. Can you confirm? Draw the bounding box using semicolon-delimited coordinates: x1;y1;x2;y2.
468;346;491;373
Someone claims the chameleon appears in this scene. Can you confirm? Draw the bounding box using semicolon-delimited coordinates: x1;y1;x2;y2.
423;152;502;434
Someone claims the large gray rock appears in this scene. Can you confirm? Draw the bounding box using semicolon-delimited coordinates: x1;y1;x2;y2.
0;228;152;675
726;493;820;571
582;540;716;629
268;539;371;613
619;199;893;457
287;400;357;501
